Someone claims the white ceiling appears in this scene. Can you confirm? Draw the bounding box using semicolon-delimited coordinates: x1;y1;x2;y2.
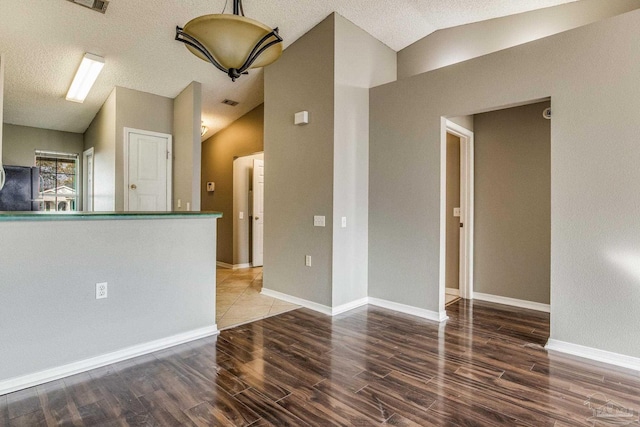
0;0;579;137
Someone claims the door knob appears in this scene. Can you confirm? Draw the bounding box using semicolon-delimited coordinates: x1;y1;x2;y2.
255;217;259;220
130;184;137;190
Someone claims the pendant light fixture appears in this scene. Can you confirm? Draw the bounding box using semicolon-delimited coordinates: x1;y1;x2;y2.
176;0;283;82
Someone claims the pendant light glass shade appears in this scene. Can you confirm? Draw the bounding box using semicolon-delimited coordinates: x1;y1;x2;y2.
176;0;283;82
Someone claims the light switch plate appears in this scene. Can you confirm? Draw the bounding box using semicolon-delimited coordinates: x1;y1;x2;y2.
207;182;215;192
453;207;461;217
341;217;347;228
313;216;325;227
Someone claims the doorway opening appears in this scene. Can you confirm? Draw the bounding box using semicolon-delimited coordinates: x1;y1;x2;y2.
441;100;551;316
216;153;299;329
232;152;264;268
442;120;474;311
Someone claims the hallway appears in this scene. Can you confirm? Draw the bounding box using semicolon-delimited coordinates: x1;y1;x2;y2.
216;267;299;330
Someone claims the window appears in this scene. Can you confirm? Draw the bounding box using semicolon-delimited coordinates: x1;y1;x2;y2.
35;151;79;212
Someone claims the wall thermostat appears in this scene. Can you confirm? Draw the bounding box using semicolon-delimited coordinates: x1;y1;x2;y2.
294;111;309;125
543;107;551;120
207;182;215;192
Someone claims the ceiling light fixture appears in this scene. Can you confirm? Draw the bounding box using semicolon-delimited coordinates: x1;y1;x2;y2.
66;53;105;103
201;122;208;137
175;0;283;82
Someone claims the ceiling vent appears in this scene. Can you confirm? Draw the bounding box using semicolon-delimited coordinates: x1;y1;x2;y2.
67;0;109;13
222;99;239;107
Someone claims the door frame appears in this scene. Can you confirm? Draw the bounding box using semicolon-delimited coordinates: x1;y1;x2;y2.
82;147;94;211
252;157;265;267
123;128;173;211
440;119;474;312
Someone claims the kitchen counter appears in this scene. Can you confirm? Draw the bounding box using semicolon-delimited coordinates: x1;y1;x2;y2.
0;210;223;221
0;211;221;394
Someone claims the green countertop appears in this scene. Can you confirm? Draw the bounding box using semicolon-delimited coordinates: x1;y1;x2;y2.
0;211;223;222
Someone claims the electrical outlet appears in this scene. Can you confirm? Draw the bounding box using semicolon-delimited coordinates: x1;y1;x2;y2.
96;282;108;299
305;255;312;267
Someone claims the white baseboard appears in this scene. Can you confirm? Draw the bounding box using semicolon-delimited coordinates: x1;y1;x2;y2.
332;297;369;315
217;262;252;270
260;289;448;323
261;288;332;315
546;339;640;372
0;325;219;396
446;288;460;297
368;297;448;322
473;292;550;313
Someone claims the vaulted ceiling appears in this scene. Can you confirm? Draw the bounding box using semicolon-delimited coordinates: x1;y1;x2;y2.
0;0;579;137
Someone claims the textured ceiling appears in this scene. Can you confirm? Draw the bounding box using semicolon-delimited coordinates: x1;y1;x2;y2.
0;0;579;136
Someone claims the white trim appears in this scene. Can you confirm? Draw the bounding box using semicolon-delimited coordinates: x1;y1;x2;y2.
438;118;448;313
82;148;95;212
0;325;218;396
368;297;448;322
546;339;640;372
442;120;475;303
445;287;460;297
217;261;233;269
331;297;369;316
261;288;332;315
216;261;253;270
474;292;550;313
123;128;172;212
259;290;449;323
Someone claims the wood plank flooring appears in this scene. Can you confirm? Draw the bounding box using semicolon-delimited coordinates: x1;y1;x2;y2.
2;299;640;426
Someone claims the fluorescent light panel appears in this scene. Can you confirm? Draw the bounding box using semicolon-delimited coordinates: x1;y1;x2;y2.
66;53;104;103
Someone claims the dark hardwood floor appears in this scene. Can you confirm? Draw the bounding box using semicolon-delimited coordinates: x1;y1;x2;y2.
2;300;640;426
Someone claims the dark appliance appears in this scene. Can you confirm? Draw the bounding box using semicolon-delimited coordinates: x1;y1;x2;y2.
0;166;40;211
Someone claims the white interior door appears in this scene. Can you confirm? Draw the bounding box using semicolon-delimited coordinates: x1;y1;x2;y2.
126;129;172;211
82;148;94;211
252;159;264;267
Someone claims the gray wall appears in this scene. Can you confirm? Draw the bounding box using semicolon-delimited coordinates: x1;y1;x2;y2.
173;82;202;211
114;87;174;211
398;0;640;79
474;101;550;304
84;89;116;211
264;13;395;308
2;124;84;166
369;9;640;356
264;16;336;306
201;105;264;264
0;217;217;383
233;153;264;265
84;87;176;212
332;14;396;307
445;133;460;290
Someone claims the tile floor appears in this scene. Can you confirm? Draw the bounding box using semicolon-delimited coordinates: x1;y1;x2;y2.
445;291;460;306
216;266;300;330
